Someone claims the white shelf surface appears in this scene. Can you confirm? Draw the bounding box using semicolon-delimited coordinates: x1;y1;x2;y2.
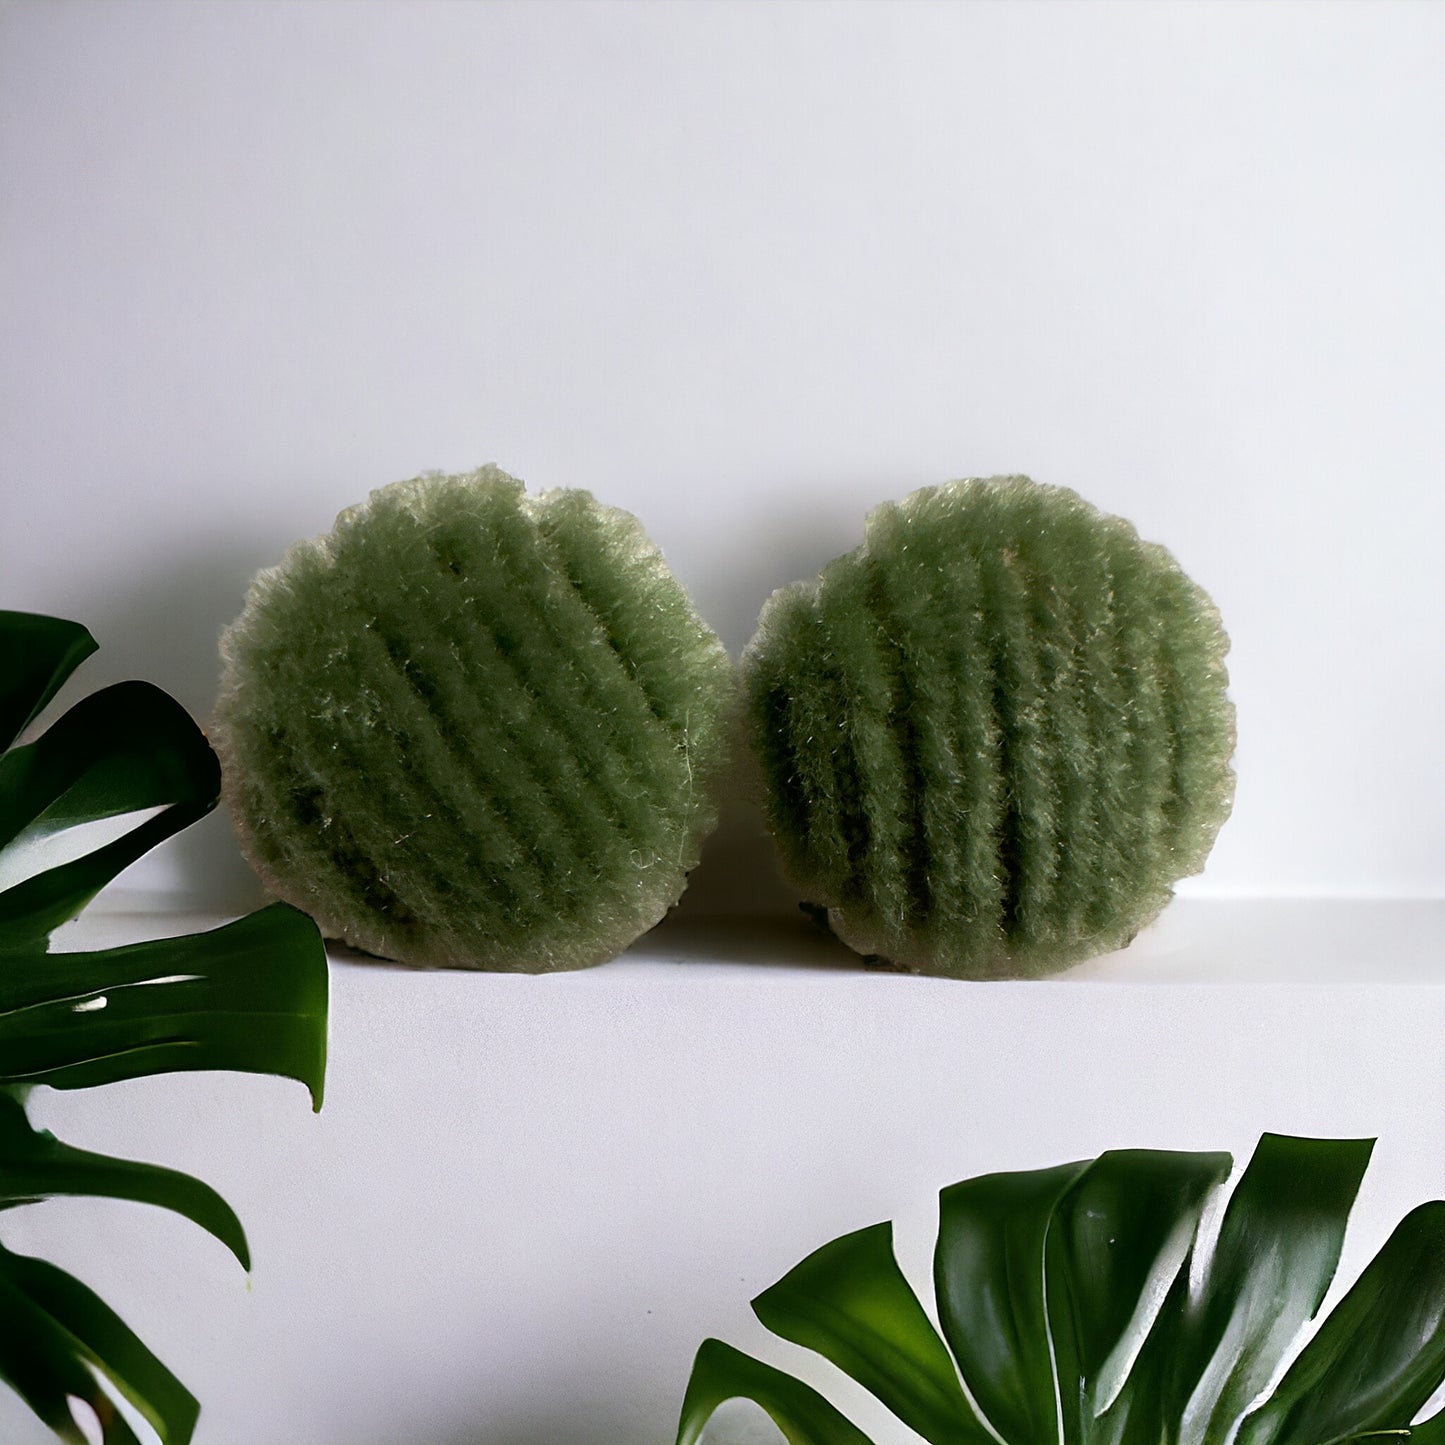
1;895;1441;1445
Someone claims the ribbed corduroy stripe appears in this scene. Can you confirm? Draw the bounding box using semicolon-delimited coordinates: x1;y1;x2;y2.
214;467;735;971
744;477;1235;978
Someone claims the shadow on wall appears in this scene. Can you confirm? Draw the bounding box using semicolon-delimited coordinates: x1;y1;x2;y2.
683;491;864;658
662;792;800;924
58;537;294;906
68;543;282;720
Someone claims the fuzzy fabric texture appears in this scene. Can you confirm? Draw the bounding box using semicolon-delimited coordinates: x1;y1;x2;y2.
214;467;735;971
744;477;1235;978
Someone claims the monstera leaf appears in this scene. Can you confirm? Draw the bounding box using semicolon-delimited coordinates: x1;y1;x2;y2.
0;610;328;1444
679;1136;1445;1445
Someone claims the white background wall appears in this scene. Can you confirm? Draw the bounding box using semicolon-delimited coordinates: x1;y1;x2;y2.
3;0;1443;903
1;5;1443;1444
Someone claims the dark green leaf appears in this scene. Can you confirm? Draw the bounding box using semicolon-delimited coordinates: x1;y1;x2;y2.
0;1242;197;1444
934;1159;1088;1445
0;613;96;754
699;1137;1445;1445
0;903;328;1109
0;1089;249;1267
1409;1410;1445;1445
1047;1148;1232;1445
752;1220;991;1445
1090;1266;1192;1445
1236;1201;1445;1445
0;612;330;1443
0;1253;94;1441
0;681;220;943
675;1338;878;1445
1168;1134;1375;1445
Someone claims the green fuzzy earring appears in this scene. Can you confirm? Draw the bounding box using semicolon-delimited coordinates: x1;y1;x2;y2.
744;476;1235;978
215;466;735;971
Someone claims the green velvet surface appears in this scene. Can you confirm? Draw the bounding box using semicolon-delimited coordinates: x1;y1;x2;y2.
744;477;1235;978
214;468;735;971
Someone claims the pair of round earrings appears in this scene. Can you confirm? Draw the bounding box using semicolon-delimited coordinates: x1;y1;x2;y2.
213;465;1234;979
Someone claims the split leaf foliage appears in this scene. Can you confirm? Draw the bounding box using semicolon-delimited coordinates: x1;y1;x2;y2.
0;610;328;1444
679;1135;1445;1445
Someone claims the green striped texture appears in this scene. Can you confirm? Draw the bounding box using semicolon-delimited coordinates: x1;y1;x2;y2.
215;467;735;971
745;477;1235;978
